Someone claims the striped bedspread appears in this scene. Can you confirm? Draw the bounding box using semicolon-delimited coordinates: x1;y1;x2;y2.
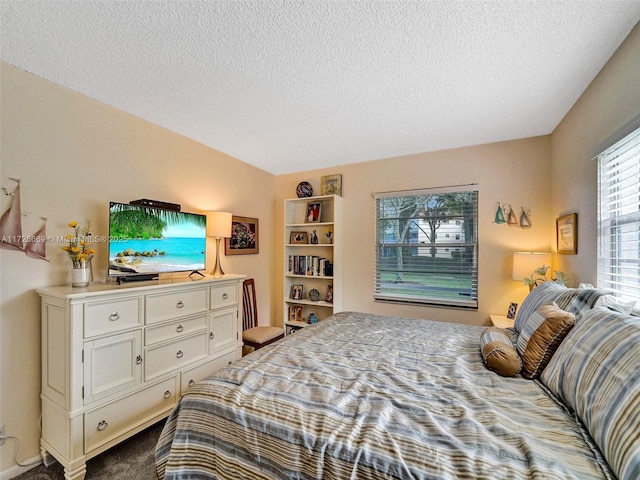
155;311;614;479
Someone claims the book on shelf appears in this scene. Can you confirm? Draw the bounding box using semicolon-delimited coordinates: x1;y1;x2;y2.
288;255;332;276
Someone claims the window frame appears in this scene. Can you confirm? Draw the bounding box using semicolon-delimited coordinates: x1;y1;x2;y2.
374;184;479;309
596;125;640;302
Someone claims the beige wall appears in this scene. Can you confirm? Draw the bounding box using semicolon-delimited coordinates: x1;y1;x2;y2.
550;23;640;283
0;62;275;473
274;135;555;326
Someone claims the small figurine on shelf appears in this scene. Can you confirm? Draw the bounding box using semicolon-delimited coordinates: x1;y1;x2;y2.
324;228;333;244
310;230;318;244
307;313;318;324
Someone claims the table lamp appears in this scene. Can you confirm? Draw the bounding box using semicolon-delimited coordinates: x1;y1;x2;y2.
206;212;232;277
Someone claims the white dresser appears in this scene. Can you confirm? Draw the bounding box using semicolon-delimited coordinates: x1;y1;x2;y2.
36;274;245;480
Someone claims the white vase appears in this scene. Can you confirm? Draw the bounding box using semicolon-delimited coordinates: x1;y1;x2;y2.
70;259;93;287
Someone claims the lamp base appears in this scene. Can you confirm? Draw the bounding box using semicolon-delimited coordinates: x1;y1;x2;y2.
210;237;225;277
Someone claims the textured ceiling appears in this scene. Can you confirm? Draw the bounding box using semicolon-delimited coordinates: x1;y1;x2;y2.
1;1;639;175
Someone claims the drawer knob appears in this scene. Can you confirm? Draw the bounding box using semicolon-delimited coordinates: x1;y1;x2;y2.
209;332;214;340
97;420;108;431
176;301;184;308
164;390;172;399
109;312;120;321
176;350;184;359
136;355;143;365
222;293;228;300
188;379;195;387
176;325;184;333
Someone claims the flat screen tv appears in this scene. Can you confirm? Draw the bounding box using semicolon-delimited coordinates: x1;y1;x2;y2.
108;202;206;281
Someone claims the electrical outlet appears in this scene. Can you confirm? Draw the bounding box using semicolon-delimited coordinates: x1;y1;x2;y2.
0;424;5;446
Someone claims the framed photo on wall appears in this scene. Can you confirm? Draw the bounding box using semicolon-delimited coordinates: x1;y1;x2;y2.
226;216;259;255
556;213;577;254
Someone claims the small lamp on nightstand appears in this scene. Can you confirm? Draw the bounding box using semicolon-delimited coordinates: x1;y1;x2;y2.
512;251;552;291
206;211;232;277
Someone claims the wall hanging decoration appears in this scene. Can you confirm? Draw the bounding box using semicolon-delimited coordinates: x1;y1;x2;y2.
1;178;49;261
556;213;578;254
296;181;313;198
493;203;506;224
519;208;532;228
225;216;259;255
505;204;519;227
321;174;342;196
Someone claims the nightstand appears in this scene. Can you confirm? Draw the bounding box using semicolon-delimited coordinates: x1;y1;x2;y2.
489;314;515;329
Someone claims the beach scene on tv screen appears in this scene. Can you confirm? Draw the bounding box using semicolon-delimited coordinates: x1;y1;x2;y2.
108;204;206;275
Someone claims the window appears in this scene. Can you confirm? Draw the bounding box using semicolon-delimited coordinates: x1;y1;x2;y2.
597;126;640;302
374;185;478;308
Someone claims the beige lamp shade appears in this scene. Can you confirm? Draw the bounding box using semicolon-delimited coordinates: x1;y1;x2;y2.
206;212;232;238
512;252;552;281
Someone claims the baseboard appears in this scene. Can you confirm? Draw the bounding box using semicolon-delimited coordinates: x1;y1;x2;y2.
0;455;42;480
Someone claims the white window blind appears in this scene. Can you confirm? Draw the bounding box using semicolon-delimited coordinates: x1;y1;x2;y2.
597;126;640;302
374;185;478;308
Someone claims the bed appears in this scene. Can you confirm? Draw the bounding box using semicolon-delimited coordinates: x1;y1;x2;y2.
155;284;639;480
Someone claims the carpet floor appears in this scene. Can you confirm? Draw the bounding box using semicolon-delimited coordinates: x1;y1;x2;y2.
13;421;164;480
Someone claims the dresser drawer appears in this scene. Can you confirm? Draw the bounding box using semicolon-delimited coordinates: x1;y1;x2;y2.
84;375;178;453
210;283;238;309
84;297;143;338
146;287;208;324
145;314;207;346
144;332;208;381
181;351;236;392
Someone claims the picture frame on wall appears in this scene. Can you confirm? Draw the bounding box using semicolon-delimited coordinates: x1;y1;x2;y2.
225;216;259;255
321;174;342;196
305;201;322;223
556;213;578;254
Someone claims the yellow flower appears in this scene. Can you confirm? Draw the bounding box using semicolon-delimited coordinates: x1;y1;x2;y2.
63;219;95;268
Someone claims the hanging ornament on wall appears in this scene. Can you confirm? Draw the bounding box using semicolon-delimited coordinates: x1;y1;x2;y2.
494;203;506;224
520;208;532;228
505;204;519;227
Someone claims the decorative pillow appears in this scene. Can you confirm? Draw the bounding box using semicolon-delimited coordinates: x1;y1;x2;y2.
513;282;566;333
516;303;575;379
555;287;610;320
514;282;609;333
480;327;522;377
540;307;640;480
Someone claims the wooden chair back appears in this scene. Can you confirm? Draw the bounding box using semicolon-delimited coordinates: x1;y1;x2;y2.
242;278;258;331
